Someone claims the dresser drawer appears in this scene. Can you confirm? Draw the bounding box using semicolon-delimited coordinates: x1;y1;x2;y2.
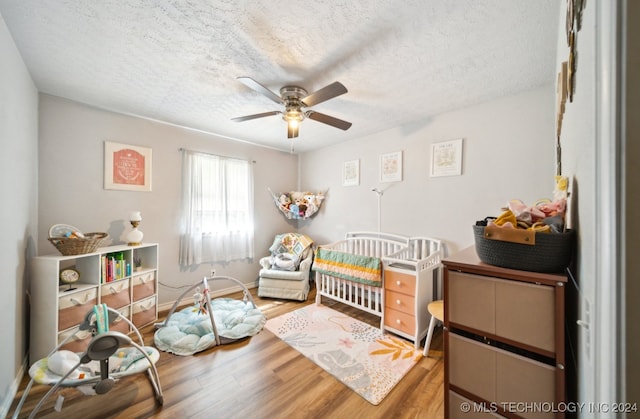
449;333;556;419
448;271;555;352
109;306;131;335
132;296;157;328
58;326;92;353
58;288;98;331
385;289;415;315
132;271;156;301
448;271;495;333
384;269;416;295
449;333;497;402
384;307;416;334
101;278;131;309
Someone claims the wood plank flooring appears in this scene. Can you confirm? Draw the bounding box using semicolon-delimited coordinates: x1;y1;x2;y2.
9;287;444;418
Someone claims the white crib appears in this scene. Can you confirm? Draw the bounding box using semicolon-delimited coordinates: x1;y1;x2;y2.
314;232;442;347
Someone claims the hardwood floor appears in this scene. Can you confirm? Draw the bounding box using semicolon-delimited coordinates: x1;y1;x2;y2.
9;287;444;418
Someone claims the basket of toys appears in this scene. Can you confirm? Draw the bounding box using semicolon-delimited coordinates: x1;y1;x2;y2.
473;176;575;273
48;224;108;255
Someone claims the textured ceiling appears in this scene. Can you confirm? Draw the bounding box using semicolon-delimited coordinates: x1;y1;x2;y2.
0;0;559;153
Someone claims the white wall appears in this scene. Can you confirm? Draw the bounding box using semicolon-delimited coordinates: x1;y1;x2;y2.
299;86;556;255
0;13;38;416
38;95;299;306
554;1;597;409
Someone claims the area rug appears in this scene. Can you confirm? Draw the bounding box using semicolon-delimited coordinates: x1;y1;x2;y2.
265;304;421;405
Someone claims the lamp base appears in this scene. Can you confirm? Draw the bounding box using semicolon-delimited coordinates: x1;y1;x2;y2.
127;242;142;246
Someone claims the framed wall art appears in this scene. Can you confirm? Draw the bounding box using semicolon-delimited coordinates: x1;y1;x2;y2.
379;151;403;183
342;159;360;186
104;141;152;191
430;139;463;177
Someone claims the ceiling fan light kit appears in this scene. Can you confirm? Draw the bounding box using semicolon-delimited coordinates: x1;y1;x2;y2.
233;77;352;140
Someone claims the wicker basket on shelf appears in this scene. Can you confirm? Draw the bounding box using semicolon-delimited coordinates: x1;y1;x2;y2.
48;232;109;256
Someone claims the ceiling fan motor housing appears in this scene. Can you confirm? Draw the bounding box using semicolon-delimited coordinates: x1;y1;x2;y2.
280;86;307;122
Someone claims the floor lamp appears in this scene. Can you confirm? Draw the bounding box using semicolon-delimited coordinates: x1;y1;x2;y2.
371;188;383;233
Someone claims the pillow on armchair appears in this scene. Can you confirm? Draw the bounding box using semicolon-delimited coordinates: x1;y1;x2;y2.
270;252;300;271
262;233;314;272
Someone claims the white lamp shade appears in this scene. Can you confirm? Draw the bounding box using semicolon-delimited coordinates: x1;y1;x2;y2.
129;211;142;222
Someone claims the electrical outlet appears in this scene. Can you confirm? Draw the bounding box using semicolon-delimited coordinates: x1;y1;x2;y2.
210;268;216;277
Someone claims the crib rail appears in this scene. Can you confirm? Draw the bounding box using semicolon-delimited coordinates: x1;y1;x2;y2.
383;237;443;272
316;273;384;319
323;237;407;259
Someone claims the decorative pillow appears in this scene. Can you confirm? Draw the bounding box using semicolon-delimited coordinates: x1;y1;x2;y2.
269;233;313;259
270;252;300;271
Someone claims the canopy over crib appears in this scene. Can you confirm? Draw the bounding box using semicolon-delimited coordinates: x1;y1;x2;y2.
268;188;326;220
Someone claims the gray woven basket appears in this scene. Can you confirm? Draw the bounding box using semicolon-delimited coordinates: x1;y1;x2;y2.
473;225;574;273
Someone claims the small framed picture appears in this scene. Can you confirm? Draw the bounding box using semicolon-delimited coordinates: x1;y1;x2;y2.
342;159;360;186
430;139;463;177
380;151;403;183
104;141;152;191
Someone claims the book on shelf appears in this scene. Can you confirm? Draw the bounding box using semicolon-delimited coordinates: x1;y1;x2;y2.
101;252;131;283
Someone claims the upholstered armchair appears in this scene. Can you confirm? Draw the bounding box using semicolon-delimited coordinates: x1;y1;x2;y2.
258;233;314;301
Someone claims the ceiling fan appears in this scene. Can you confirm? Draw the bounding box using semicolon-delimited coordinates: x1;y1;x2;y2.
232;77;352;139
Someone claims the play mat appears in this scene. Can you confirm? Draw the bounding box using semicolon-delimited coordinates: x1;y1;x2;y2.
154;277;266;356
269;188;326;220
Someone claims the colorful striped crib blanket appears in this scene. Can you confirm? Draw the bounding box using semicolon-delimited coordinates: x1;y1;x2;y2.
312;247;383;287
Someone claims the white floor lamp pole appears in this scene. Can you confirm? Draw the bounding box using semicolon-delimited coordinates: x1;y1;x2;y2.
371;188;383;233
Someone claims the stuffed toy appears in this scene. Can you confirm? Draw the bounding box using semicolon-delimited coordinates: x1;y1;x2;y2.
278;193;291;212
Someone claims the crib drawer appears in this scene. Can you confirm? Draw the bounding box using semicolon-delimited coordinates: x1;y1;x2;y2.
132;271;156;301
58;326;92;353
109;306;131;335
100;279;131;309
132;296;157;328
384;307;416;335
384;269;416;296
58;288;98;331
385;289;415;316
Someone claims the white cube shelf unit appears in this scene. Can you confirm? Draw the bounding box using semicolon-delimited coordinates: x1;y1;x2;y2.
30;243;159;361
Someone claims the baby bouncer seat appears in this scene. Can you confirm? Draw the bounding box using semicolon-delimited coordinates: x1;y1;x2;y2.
13;304;163;419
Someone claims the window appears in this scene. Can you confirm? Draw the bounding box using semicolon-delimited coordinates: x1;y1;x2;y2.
179;150;254;266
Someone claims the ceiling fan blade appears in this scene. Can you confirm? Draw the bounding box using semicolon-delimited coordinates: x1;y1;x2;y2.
237;77;283;104
306;111;352;131
231;111;280;122
301;82;348;107
287;124;299;139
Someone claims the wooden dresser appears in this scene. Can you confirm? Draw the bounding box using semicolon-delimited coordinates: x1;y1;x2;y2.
444;246;566;419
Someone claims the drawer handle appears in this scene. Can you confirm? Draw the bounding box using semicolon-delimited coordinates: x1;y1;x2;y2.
138;276;151;285
396;319;401;325
71;330;91;341
396;281;401;286
108;285;123;294
139;301;154;311
70;294;92;305
396;299;401;305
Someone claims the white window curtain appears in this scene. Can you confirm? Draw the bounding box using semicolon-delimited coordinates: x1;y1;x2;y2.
179;150;254;266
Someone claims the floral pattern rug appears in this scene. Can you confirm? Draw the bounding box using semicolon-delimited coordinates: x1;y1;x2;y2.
265;304;422;405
